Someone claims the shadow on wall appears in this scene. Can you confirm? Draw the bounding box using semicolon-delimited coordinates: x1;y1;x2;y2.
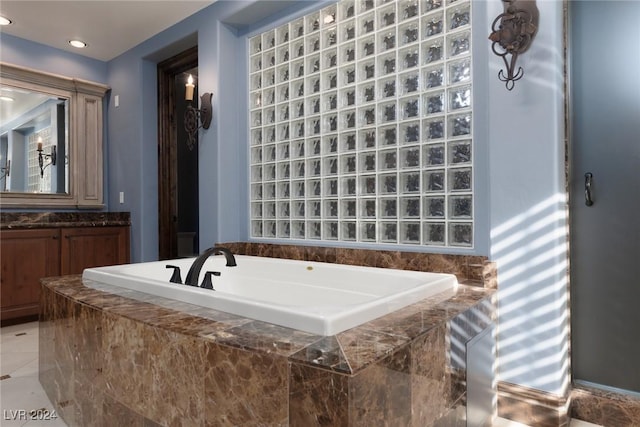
492;194;570;395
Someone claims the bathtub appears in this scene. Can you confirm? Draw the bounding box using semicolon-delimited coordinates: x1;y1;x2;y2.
82;255;458;335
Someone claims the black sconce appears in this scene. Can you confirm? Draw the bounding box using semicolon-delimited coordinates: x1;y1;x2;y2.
489;0;539;90
37;138;57;178
0;159;9;180
184;74;212;151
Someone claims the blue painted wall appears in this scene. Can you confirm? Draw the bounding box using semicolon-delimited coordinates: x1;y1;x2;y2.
485;0;568;395
1;0;570;396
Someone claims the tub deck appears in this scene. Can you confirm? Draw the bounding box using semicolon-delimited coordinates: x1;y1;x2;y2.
83;255;458;335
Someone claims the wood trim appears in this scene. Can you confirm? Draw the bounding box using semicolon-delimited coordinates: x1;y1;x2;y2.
0;62;109;208
76;93;104;207
157;47;198;260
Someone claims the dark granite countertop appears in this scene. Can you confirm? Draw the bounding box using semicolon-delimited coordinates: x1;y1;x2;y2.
1;212;130;229
43;274;495;375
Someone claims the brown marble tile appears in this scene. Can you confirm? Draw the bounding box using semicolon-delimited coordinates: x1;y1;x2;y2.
271;243;306;260
247;242;274;257
427;254;467;281
215;242;249;255
336;327;410;372
102;394;144;427
102;313;147;416
145;326;206;426
104;300;177;324
361;292;453;340
433;398;467;427
411;324;449;426
40;261;496;427
498;381;569;427
52;292;76;425
151;311;238;338
1;211;131;229
39;285;56;402
290;336;352;374
217;242;494;289
482;261;498;289
289;362;349;426
571;384;640;427
349;344;412;426
304;245;337;263
209;320;322;357
73;303;103;426
335;247;380;267
204;342;289;426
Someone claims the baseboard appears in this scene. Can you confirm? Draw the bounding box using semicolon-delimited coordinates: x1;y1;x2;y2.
571;383;640;426
497;381;569;427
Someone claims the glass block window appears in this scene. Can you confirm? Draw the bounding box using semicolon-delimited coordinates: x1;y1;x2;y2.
248;0;473;247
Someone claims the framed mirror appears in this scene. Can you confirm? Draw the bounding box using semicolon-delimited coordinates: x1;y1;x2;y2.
0;62;109;208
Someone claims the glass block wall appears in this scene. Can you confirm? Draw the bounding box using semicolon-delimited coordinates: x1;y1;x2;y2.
248;0;473;247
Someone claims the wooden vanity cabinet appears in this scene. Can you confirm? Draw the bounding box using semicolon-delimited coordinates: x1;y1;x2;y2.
60;227;130;275
1;229;61;322
0;226;130;323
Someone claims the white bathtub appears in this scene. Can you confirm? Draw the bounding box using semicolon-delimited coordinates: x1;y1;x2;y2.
82;255;458;335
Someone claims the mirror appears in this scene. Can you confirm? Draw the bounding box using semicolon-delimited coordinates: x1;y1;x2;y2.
0;62;109;208
0;85;69;194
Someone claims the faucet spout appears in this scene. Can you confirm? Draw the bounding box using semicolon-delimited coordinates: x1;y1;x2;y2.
185;246;236;287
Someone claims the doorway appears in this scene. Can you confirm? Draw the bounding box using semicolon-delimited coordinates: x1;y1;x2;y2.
569;1;640;393
158;47;200;260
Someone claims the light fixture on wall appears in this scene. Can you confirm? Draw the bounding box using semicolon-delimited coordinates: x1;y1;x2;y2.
37;137;57;178
0;159;10;179
489;0;539;90
184;74;212;151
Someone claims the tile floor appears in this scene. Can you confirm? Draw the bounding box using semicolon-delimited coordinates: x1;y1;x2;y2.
1;321;602;427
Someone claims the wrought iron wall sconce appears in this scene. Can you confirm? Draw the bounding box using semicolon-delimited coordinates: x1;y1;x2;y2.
184;74;212;151
37;139;57;178
489;0;539;90
0;159;9;180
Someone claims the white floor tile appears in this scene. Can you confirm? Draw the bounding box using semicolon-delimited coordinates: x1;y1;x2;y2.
570;420;604;427
10;359;40;379
2;332;39;354
0;352;39;377
493;417;531;427
0;376;55;412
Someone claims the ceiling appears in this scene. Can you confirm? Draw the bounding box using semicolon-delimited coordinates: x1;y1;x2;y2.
0;1;216;62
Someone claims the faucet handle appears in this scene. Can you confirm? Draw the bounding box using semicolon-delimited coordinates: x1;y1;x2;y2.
201;271;221;290
165;265;183;284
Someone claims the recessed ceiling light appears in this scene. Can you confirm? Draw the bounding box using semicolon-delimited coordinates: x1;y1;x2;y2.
0;16;12;25
0;96;15;102
69;40;87;49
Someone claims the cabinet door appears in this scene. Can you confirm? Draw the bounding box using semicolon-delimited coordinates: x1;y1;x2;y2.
0;229;60;321
60;226;130;275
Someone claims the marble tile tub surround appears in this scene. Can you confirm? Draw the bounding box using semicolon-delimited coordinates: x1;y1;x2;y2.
218;242;497;288
570;384;640;427
40;274;495;426
0;211;131;229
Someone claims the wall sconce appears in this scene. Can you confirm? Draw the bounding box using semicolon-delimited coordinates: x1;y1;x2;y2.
0;159;9;179
37;137;57;178
184;74;212;151
489;0;539;90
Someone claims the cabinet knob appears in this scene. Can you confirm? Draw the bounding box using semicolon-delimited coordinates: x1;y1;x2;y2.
53;235;59;240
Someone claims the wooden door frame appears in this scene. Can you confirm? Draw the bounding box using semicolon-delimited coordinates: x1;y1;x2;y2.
157;46;198;260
